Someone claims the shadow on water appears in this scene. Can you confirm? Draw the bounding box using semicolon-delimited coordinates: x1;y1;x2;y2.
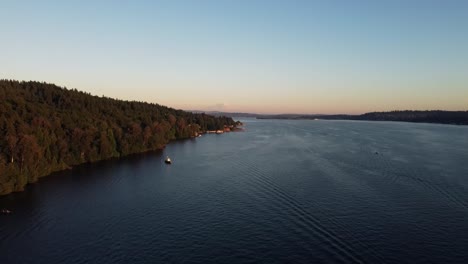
0;149;165;212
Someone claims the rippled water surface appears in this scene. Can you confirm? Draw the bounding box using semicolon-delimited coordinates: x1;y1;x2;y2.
1;119;468;263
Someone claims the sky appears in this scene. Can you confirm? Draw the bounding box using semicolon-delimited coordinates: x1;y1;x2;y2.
1;0;467;114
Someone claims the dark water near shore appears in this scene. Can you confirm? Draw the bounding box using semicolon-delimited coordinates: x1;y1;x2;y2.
1;119;468;263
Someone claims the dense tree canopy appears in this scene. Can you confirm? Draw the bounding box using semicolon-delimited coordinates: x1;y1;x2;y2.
0;80;237;195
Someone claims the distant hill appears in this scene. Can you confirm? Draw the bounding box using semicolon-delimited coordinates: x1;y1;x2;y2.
0;80;238;195
355;111;468;124
194;110;468;125
257;111;468;125
191;111;261;118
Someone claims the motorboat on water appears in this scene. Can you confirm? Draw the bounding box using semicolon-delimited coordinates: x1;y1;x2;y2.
165;156;172;164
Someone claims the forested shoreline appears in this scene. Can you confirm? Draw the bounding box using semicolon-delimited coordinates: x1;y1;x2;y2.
0;80;239;195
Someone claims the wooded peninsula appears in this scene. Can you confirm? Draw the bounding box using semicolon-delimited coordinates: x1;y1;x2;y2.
0;80;240;195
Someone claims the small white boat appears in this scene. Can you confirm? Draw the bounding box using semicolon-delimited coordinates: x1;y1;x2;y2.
165;156;172;164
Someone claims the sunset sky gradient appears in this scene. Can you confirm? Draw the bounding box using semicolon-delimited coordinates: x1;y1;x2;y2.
1;0;467;114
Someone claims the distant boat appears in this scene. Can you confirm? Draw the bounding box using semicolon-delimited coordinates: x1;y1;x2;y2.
165;156;172;164
1;209;12;215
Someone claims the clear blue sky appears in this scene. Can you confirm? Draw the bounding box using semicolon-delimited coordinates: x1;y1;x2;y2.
1;0;467;114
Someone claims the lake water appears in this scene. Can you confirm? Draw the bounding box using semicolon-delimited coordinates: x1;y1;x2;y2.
1;119;468;263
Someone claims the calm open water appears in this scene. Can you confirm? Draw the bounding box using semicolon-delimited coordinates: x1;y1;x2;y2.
1;119;468;264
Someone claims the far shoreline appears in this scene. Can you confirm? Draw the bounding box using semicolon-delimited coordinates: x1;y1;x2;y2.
205;110;468;126
255;117;468;127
